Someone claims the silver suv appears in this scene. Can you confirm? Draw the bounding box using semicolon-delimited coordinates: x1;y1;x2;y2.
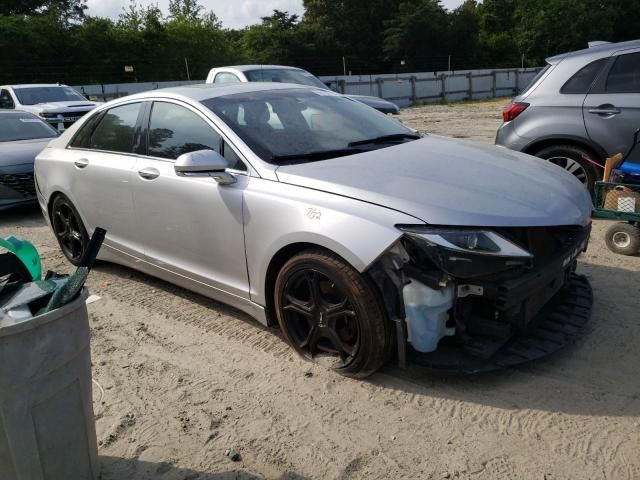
496;40;640;191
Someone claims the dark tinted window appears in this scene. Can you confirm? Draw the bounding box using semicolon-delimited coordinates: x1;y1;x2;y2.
245;69;328;89
0;113;58;142
214;72;241;84
89;103;142;153
13;86;87;105
606;53;640;93
561;58;607;94
221;141;246;170
0;89;14;109
69;111;106;148
147;102;220;160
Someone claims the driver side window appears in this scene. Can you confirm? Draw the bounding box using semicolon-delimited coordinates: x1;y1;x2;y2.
0;89;15;109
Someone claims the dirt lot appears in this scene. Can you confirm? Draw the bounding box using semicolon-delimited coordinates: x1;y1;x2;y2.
2;98;639;480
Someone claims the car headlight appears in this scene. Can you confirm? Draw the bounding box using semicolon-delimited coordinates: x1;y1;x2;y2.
38;112;58;119
397;225;532;278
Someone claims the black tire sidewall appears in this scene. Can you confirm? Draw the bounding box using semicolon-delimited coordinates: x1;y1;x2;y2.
535;145;599;192
51;194;89;266
274;251;388;378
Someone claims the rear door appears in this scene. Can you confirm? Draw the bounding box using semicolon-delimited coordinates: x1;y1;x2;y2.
65;101;144;256
584;50;640;157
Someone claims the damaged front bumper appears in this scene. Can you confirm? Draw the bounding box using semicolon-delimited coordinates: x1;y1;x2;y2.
369;223;593;373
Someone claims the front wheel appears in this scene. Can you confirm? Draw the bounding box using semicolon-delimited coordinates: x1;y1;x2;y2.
605;222;640;256
274;250;389;378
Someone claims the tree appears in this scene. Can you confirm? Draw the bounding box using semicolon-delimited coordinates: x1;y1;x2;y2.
0;0;86;21
240;10;301;65
382;0;450;71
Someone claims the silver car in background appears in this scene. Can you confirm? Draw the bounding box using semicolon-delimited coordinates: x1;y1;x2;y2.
496;39;640;191
35;83;593;377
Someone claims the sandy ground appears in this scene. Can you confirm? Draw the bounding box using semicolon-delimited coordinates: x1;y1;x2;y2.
2;98;640;480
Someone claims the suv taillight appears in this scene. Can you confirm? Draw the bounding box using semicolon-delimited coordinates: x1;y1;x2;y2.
503;102;529;122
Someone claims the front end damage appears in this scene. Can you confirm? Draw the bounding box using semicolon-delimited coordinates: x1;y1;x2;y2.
368;224;593;373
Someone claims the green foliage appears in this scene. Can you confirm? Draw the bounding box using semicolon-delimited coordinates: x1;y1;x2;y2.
0;0;638;84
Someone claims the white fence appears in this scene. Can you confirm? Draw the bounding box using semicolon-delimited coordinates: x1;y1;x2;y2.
73;67;541;106
319;67;541;107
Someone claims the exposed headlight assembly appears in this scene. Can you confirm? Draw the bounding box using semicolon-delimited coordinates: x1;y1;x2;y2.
397;225;532;278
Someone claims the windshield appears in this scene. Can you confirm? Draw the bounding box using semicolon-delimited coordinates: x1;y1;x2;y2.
245;69;329;89
204;88;415;163
13;86;87;105
0;113;58;142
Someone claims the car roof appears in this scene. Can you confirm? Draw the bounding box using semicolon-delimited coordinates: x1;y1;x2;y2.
1;84;70;89
215;65;305;73
123;82;315;103
546;39;640;64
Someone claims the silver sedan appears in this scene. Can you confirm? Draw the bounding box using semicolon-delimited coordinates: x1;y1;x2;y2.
35;83;593;377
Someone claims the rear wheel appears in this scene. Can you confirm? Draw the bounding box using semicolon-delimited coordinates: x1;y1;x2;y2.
274;250;388;378
51;195;89;265
535;144;600;192
605;222;640;256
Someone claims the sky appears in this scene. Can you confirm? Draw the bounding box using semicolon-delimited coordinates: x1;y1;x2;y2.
85;0;465;29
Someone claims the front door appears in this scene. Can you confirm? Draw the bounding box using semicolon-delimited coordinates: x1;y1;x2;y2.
584;50;640;157
132;100;250;298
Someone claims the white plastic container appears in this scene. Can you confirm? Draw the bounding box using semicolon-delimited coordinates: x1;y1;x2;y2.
402;280;455;353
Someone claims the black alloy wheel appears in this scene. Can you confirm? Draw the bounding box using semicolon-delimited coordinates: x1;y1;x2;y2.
274;250;389;378
51;195;89;265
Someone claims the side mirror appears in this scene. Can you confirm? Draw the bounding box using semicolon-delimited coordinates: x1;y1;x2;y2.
174;149;236;185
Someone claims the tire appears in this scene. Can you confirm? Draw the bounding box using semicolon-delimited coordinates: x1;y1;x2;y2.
274;250;389;378
50;194;90;265
535;144;600;193
604;222;640;256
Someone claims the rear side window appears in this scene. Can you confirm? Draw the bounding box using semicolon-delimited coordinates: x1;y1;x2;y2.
561;58;607;94
606;53;640;93
214;72;241;84
147;102;220;160
0;89;14;109
87;103;142;153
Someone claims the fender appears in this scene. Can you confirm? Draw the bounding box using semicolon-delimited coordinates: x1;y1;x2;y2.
242;178;421;306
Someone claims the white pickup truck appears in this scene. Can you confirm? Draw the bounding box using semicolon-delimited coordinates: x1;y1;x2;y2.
0;84;101;132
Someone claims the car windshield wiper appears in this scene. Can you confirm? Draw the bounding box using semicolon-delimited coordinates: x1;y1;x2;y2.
348;133;421;147
270;148;365;164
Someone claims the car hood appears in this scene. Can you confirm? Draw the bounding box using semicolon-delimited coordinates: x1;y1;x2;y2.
0;138;53;167
275;136;593;227
22;101;100;112
346;94;399;111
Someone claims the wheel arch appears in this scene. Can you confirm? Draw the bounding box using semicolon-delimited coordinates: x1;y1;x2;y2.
522;135;607;168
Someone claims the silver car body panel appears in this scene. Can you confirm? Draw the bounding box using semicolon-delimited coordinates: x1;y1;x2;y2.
277;136;592;228
36;82;592;328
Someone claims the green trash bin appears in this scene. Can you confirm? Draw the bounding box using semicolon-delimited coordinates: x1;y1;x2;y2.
0;289;99;480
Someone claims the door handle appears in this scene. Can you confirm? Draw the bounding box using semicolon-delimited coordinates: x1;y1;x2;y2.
138;167;160;180
74;158;89;169
588;106;621;116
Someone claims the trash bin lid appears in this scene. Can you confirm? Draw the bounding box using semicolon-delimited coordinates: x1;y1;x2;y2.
0;288;87;338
